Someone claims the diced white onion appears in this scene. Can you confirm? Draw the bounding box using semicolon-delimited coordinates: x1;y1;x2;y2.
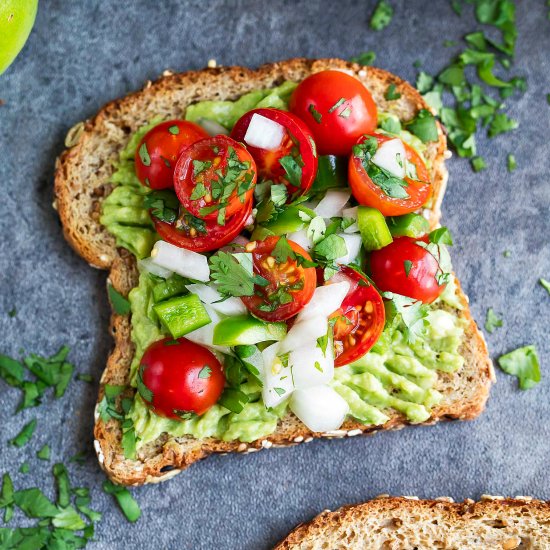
278;316;329;355
314;189;351;218
184;304;229;353
150;240;210;282
296;281;350;322
261;343;294;408
342;206;359;234
371;138;406;179
289;385;349;432
335;233;362;265
186;283;247;316
137;257;172;278
290;340;334;389
196;118;229;136
287;229;312;252
244;113;285;150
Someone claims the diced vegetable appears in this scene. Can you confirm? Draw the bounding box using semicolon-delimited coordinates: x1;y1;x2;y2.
195;117;229;136
261;343;294;408
244;113;285;150
342;206;359;233
184;304;228;352
262;206;314;235
290;336;335;389
278;315;328;354
152;275;189;303
387;213;430;238
186;283;247;316
371;138;406;178
150;240;210;282
138;257;172;279
335;233;362;264
287;228;312;251
153;294;211;338
357;206;393;251
314;189;351;218
289;385;349;432
212;315;287;346
311;155;348;194
297;281;350;321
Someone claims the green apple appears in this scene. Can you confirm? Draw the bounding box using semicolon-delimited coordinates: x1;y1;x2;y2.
0;0;39;75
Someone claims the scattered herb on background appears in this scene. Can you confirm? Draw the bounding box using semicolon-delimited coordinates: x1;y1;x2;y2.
10;419;37;447
37;445;51;461
370;0;394;30
540;278;550;296
108;284;131;315
498;345;541;390
484;308;503;334
351;51;376;65
102;480;141;523
507;153;516;172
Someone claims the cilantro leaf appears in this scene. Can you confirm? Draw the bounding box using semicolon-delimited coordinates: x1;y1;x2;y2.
350;51;376;65
136;364;153;402
370;0;393;30
37;445;51;461
471;156;487;172
10;419;37;447
270;183;288;207
13;488;58;518
539;278;550;295
0;354;25;387
404;109;438;143
138;143;151;166
507;153;517;172
314;234;347;261
488;113;518;137
484;308;503;334
108;284;130;315
209;251;263;298
384;84;401;100
272;236;296;263
384;292;428;343
429;227;453;245
279;154;303;189
218;387;250;414
198;366;212;379
103;480;141;523
52;506;86;531
498;345;541;390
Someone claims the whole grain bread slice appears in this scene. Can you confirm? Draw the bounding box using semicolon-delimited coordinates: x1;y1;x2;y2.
54;58;494;486
275;495;550;549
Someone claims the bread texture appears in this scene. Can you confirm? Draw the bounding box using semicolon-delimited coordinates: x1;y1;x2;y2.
54;58;494;486
275;495;550;549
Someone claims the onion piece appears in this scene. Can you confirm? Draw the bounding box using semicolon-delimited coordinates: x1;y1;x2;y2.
314;189;351;218
342;206;359;234
289;385;349;432
137;257;172;278
186;283;247;316
184;304;230;354
244;113;285;150
150;240;209;282
278;316;328;355
196;118;229;136
261;343;294;408
287;228;312;251
296;281;350;322
335;233;362;265
290;338;334;389
371;138;406;178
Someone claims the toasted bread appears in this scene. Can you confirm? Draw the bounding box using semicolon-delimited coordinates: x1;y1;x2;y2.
54;58;494;486
275;495;550;549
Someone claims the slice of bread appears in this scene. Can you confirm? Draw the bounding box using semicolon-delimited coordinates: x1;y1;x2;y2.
54;58;494;486
275;495;550;549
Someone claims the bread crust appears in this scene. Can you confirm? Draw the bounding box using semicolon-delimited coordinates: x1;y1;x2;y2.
54;58;494;486
275;496;550;549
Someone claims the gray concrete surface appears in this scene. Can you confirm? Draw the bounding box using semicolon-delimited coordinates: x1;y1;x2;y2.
0;1;549;548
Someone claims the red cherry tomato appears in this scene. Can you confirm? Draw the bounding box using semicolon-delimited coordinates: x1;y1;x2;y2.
152;198;252;253
137;337;225;419
241;236;317;322
349;133;431;216
135;120;208;190
289;70;378;156
328;266;385;367
173;135;256;223
370;236;446;303
230;108;318;198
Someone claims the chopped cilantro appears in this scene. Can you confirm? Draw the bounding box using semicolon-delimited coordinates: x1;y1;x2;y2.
444;40;457;47
198;366;212;379
404;109;438;143
471;156;486;172
279;154;303;189
370;0;393;30
77;373;93;383
328;97;346;113
507;153;516;172
13;488;58;518
136;364;153;402
488;113;518;137
218;387;250;413
498;345;541;390
383;292;428;343
270;183;288;207
103;480;141;523
403;260;413;277
539;278;550;295
350;51;376;65
143;189;179;224
108;284;130;315
438;65;465;86
8;307;16;318
10;419;37;447
384;84;401;100
314;234;348;261
503;250;511;258
19;462;30;474
137;142;151;166
209;251;267;299
429;227;453;245
416;72;434;94
308;104;322;123
37;445;51;461
168;125;180;135
484;308;503;334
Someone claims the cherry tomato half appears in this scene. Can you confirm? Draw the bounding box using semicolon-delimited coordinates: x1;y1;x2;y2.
349;133;432;216
370;236;446;303
173;135;256;224
230;108;318;198
152;198;253;253
241;236;317;322
137;337;225;419
135;120;208;190
289;70;378;156
328;266;385;367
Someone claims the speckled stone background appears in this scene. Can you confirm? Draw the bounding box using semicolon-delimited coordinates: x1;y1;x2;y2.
0;1;549;548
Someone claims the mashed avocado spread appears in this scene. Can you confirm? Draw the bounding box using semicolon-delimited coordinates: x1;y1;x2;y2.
100;82;466;449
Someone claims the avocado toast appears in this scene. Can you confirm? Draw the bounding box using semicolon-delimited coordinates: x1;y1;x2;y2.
54;58;494;486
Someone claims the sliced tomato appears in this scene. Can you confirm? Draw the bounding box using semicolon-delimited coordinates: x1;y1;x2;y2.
152;198;252;253
328;266;385;366
138;337;225;419
349;133;431;216
289;70;378;156
173;135;256;224
241;236;317;322
230;108;318;198
135;120;208;190
370;236;446;303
